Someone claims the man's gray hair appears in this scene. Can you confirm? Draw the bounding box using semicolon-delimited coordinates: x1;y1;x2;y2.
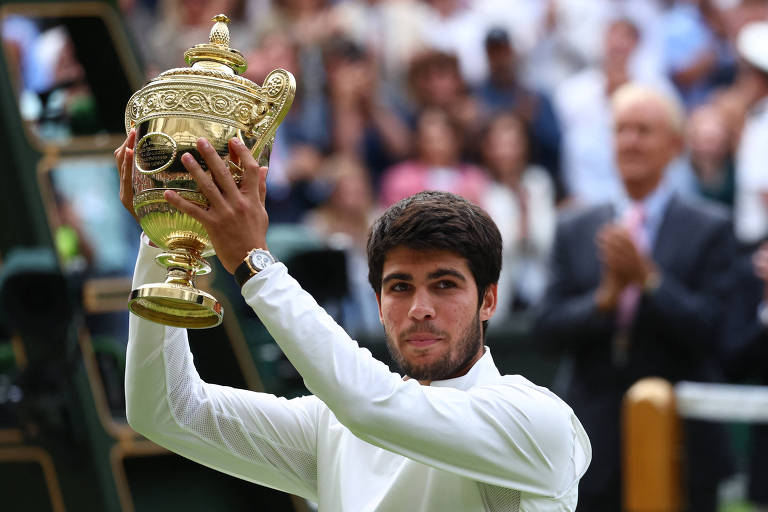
611;83;685;136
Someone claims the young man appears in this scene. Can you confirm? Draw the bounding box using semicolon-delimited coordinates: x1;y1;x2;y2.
115;134;590;511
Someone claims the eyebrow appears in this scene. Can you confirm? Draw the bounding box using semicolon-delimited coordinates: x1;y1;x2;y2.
381;268;467;284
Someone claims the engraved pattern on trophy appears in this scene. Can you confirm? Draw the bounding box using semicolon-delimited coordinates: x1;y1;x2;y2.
124;14;295;329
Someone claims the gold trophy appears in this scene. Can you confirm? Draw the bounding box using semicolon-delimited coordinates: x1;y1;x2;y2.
125;14;295;328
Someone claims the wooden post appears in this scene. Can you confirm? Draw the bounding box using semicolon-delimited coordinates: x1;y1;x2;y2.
622;377;681;512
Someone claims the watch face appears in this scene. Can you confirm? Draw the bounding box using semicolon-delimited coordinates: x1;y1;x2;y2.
249;250;274;272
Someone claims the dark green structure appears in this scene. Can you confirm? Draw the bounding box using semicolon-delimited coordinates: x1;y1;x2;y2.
0;2;309;510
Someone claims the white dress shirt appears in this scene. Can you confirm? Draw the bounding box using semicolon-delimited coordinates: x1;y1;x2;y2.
125;240;591;511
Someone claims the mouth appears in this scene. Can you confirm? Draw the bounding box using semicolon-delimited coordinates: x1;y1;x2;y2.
404;334;443;347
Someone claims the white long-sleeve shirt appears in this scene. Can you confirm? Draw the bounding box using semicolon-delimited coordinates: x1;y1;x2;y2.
125;241;591;511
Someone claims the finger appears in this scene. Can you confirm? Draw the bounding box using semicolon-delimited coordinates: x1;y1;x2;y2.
258;166;268;208
121;147;134;204
165;189;211;225
197;138;238;198
181;152;225;207
116;129;136;168
228;137;258;186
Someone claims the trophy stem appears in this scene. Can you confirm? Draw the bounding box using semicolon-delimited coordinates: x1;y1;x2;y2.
128;249;222;329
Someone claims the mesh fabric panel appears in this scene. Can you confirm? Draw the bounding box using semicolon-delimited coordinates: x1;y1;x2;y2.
164;328;318;487
478;483;521;512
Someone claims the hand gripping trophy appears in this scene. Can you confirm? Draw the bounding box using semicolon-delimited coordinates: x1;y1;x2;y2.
124;15;295;329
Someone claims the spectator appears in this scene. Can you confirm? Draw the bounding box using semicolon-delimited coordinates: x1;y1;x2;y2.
322;38;411;189
478;112;556;321
686;103;736;207
521;0;667;94
379;108;488;207
243;29;328;224
475;27;563;199
534;83;735;511
403;50;484;148
733;21;768;245
332;0;431;91
303;154;382;338
146;0;248;76
660;0;737;110
554;17;682;205
419;0;489;86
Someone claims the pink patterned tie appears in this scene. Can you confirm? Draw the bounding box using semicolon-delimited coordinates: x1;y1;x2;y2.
617;203;648;328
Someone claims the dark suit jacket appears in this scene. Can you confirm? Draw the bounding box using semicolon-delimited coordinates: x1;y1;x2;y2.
533;194;735;509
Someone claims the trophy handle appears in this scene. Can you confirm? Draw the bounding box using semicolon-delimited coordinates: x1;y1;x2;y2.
249;69;296;163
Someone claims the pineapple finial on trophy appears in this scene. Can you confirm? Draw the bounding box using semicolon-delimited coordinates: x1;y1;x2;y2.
209;14;231;47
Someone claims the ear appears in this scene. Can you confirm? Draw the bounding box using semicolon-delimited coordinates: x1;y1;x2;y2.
375;292;384;324
479;283;498;322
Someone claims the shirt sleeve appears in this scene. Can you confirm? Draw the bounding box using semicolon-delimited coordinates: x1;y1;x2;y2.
243;264;591;499
124;239;321;501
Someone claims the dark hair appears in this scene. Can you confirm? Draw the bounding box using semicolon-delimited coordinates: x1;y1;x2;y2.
367;191;502;327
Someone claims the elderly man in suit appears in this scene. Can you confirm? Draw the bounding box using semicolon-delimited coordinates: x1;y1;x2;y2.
534;83;735;511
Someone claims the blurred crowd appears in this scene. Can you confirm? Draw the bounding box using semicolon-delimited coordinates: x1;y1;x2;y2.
116;0;768;330
111;0;768;510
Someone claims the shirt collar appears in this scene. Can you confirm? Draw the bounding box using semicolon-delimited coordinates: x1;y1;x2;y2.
615;173;675;239
428;347;501;390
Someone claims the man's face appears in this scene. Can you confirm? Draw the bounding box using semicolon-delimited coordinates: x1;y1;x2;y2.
376;247;497;384
614;96;681;195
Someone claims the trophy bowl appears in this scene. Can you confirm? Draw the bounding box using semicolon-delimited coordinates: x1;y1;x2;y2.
125;14;295;328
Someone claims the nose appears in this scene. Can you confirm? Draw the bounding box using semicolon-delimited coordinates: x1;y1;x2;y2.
408;288;435;321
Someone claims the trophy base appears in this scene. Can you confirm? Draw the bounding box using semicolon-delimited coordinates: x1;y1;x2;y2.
128;283;223;329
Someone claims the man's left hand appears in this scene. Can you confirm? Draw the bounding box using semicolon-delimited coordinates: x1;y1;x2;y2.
165;137;269;274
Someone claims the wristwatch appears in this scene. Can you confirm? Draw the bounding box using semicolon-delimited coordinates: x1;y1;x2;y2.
234;248;276;288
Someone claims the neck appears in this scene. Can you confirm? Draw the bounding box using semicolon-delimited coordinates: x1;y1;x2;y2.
625;178;662;202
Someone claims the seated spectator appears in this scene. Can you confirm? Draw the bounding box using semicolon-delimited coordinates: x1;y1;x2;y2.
322;38;411;190
147;0;248;76
475;27;563;199
379;108;488;207
686;103;735;207
554;17;678;206
534;83;735;512
478;112;556;321
403;50;484;150
660;0;737;110
303;154;382;338
241;29;330;223
419;0;489;86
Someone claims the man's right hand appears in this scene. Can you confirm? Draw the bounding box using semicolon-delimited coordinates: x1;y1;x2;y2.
114;129;138;224
595;224;631;311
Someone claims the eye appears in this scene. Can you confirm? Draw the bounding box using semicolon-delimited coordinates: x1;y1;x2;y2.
389;282;411;292
435;280;457;289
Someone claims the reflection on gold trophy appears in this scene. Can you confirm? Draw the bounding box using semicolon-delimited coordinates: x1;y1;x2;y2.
125;14;295;328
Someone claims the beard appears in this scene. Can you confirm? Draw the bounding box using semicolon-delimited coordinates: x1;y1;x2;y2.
384;311;483;382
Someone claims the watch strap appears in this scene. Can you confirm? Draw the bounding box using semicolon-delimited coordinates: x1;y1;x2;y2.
234;256;256;288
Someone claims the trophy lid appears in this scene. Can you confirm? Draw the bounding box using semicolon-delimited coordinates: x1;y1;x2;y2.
183;14;247;75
